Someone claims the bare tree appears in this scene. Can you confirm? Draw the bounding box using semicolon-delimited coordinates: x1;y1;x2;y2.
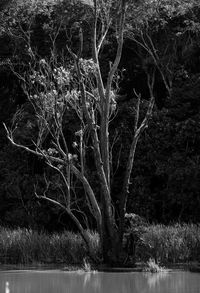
4;0;157;264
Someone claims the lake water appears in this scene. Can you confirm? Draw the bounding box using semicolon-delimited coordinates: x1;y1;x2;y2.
0;270;199;293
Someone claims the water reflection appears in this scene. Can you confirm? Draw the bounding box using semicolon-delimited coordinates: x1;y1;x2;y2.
0;270;200;293
5;281;10;293
144;272;169;289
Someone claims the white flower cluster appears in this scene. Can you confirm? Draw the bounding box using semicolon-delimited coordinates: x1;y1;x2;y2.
79;58;97;77
53;66;71;86
30;70;46;86
68;153;78;161
47;148;58;155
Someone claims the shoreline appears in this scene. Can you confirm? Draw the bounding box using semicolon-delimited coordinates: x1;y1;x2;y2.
0;262;199;272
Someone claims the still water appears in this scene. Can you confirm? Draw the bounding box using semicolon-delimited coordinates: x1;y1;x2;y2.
0;270;199;293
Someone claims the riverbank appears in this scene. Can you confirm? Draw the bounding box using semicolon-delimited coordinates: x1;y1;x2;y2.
0;227;99;265
1;262;200;274
0;224;200;266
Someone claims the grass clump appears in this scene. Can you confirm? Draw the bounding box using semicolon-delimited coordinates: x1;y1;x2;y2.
143;258;165;273
82;258;92;272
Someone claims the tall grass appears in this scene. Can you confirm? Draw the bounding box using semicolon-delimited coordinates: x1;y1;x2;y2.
0;227;100;265
0;224;200;265
137;224;200;264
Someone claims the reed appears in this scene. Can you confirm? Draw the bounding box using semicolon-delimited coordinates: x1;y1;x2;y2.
0;227;100;265
137;223;200;264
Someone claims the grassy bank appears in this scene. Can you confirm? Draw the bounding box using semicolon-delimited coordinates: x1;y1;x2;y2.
0;224;200;265
137;224;200;264
0;227;99;265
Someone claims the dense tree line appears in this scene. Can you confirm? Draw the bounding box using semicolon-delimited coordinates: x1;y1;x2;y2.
0;0;200;234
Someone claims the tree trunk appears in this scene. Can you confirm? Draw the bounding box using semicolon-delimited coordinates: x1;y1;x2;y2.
100;208;121;264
